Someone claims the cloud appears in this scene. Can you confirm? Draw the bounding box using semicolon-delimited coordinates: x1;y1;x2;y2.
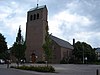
48;0;100;47
0;0;100;48
49;10;93;39
0;1;28;46
89;32;100;47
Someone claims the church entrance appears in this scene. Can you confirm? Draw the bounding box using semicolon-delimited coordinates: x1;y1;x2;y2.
31;53;36;63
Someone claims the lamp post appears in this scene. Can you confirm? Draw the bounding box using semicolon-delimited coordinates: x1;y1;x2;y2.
85;57;87;64
82;45;84;64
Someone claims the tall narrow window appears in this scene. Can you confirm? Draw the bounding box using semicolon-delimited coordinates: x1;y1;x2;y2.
37;13;39;19
30;15;33;21
33;14;36;20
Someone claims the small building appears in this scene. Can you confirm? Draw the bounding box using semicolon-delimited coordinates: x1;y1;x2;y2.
95;48;100;60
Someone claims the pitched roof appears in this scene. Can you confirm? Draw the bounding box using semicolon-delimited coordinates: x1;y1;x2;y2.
29;5;46;12
50;35;74;50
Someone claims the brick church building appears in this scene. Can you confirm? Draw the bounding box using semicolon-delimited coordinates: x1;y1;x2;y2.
25;5;74;63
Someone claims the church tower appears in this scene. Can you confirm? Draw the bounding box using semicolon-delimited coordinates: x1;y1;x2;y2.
25;5;48;62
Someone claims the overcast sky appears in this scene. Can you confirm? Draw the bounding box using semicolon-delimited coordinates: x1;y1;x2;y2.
0;0;100;48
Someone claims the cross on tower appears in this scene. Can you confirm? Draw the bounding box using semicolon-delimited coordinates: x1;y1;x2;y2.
37;0;39;7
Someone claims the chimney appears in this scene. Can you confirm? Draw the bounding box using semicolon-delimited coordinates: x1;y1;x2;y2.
73;38;75;46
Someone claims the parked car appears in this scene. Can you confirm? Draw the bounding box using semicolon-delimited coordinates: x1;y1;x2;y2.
20;59;26;64
0;59;5;64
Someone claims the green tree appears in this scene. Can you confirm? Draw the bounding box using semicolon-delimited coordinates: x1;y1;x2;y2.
11;26;26;62
42;25;52;63
73;41;96;63
0;33;8;60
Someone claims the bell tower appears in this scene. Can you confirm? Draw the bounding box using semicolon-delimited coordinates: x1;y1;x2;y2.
25;5;48;62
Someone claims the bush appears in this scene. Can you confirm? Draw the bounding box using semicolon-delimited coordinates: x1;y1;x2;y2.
16;66;31;70
10;66;16;68
11;65;55;73
60;58;68;64
36;61;46;64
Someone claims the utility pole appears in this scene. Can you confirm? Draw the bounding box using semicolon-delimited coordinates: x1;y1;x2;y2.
82;44;84;64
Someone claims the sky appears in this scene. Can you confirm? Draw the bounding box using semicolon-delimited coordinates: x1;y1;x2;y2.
0;0;100;48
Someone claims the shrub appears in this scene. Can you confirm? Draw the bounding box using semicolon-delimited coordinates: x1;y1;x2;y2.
10;66;16;68
60;58;68;64
16;66;31;70
36;61;46;64
34;66;55;72
11;65;55;73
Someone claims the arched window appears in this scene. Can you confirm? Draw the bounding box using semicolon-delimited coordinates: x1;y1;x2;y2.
37;13;39;19
33;14;36;20
30;15;33;21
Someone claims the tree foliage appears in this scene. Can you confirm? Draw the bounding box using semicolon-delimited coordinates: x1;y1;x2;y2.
73;41;97;63
42;25;52;63
11;26;26;61
0;33;8;59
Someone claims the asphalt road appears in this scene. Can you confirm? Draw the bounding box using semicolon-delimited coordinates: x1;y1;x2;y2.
0;64;100;75
0;68;39;75
52;64;100;75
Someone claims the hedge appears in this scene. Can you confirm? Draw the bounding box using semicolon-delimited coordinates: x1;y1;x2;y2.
10;65;55;73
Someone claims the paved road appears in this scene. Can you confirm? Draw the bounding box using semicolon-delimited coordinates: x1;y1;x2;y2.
52;64;100;75
0;64;100;75
0;64;48;75
0;64;39;75
0;68;39;75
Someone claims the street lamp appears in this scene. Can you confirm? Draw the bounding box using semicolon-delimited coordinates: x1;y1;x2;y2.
82;45;84;64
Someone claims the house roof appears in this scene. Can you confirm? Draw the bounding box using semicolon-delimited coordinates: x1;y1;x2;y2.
29;5;46;12
95;48;100;52
50;35;74;50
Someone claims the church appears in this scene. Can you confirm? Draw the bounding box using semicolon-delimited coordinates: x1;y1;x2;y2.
25;5;74;64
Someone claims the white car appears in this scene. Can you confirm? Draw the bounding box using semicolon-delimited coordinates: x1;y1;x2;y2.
0;59;5;64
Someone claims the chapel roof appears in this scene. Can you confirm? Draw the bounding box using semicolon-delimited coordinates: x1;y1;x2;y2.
50;35;74;50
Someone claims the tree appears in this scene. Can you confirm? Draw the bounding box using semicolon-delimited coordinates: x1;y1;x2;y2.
73;41;96;63
42;25;53;63
0;33;8;60
11;26;26;62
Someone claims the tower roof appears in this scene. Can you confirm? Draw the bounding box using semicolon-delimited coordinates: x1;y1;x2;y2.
29;5;46;12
